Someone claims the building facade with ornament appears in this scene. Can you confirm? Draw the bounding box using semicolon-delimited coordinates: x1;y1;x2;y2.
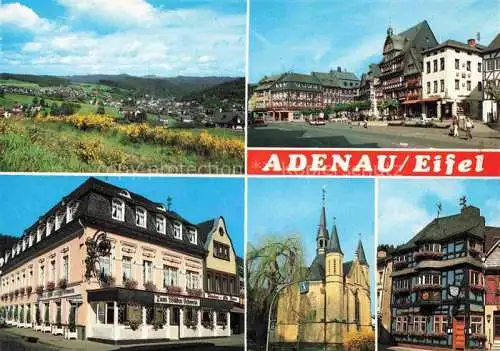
389;203;492;351
0;178;244;344
378;20;438;117
250;68;360;122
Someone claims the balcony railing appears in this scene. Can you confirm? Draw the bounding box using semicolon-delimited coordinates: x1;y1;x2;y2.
412;284;441;291
393;287;411;295
393;261;409;270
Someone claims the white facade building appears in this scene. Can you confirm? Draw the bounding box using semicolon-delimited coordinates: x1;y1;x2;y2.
483;34;500;123
422;39;484;121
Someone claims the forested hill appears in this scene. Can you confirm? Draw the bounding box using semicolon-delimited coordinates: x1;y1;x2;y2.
182;77;245;110
0;73;70;87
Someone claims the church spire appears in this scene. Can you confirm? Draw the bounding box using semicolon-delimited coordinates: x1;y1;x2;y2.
356;238;368;266
316;186;329;255
327;217;343;254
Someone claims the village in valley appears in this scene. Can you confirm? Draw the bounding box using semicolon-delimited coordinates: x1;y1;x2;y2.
0;73;245;173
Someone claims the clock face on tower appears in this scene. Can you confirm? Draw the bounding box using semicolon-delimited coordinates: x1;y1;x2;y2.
299;281;309;294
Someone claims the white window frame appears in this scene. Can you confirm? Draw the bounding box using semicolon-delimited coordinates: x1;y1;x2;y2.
156;215;166;234
135;207;147;228
46;217;54;237
188;228;197;245
112;198;125;221
173;222;182;240
186;271;199;290
55;210;65;231
122;256;132;282
66;201;79;223
62;255;69;282
143;260;152;284
36;226;44;243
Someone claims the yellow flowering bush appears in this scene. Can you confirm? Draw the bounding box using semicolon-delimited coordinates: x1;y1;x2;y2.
75;140;103;164
34;114;244;161
67;114;115;131
343;329;375;351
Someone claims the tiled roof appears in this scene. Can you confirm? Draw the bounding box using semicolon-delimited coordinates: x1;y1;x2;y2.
485;226;500;253
307;254;325;281
423;39;484;54
486;34;500;52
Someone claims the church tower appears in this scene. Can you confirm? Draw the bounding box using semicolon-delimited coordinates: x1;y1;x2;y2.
325;216;344;328
316;187;329;256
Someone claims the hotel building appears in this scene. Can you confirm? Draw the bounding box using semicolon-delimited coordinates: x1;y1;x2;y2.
0;178;244;344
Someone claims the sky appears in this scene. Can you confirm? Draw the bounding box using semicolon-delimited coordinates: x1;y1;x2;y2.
0;0;246;76
249;0;500;82
0;175;244;256
248;178;376;314
378;179;500;247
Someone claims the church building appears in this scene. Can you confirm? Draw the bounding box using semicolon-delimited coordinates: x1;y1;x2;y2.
270;194;372;350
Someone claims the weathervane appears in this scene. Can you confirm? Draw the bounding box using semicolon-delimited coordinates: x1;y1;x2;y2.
459;196;467;209
84;231;112;280
322;185;327;207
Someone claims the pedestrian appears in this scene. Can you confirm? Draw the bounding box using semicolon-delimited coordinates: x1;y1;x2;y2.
465;117;473;140
453;116;459;137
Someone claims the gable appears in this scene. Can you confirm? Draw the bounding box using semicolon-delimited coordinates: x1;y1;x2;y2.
206;217;237;275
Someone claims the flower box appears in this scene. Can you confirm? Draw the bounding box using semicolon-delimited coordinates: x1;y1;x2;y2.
52;325;64;336
124;279;138;290
100;275;115;288
19;287;25;296
470;333;486;341
469;248;483;258
64;328;78;340
46;281;55;291
186;288;203;297
144;281;157;292
394;288;410;294
412;284;441;291
166;285;182;294
57;278;67;290
36;285;44;295
393;261;408;269
470;285;484;291
414;251;443;261
26;286;32;296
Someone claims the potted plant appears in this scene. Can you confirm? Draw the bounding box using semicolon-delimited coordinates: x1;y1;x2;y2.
57;278;67;290
166;285;182;294
186;288;203;297
124;279;138;290
153;319;164;331
14;289;19;297
26;286;32;296
184;308;198;329
46;281;55;292
128;319;141;331
52;307;63;335
201;314;214;330
65;308;77;340
36;285;44;295
100;274;116;288
144;281;157;292
19;287;25;296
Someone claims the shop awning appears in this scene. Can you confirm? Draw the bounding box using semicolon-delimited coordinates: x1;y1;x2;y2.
231;306;245;314
402;96;441;105
88;288;154;304
200;298;233;312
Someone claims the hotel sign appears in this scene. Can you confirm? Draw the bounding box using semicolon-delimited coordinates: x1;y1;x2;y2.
154;295;200;307
204;293;239;303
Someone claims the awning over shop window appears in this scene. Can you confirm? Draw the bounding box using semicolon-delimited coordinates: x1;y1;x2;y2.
87;288;154;304
200;298;233;312
402;96;441;105
231;306;245;314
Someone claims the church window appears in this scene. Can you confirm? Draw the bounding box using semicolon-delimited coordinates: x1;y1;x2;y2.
354;294;360;330
333;260;336;274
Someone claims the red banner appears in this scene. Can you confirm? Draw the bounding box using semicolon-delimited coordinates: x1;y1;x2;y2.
247;149;500;176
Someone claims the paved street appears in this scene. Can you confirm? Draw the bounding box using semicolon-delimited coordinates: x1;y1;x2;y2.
0;327;244;351
248;122;500;148
378;345;434;351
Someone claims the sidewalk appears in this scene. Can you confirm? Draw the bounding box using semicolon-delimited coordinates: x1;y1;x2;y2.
2;327;244;350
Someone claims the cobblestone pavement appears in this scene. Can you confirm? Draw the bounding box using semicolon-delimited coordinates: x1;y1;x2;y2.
0;327;244;351
248;122;500;148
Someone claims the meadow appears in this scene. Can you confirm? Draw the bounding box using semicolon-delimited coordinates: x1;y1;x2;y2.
0;115;244;174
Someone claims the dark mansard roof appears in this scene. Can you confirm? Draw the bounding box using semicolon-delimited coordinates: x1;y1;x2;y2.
393;206;485;254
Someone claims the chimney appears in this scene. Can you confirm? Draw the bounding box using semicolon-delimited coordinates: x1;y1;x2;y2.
467;38;476;47
337;66;341;72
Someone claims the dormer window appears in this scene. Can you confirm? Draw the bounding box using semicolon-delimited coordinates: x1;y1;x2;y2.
119;190;131;199
16;242;21;255
173;222;182;240
46;217;54;236
188;228;197;245
156;205;166;212
421;243;441;253
55;210;65;231
135;207;147;228
112;198;125;221
36;225;44;243
21;238;26;251
28;233;34;247
66;201;79;223
156;215;166;234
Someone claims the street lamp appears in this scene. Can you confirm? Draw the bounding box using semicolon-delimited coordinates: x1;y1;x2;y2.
265;280;302;351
